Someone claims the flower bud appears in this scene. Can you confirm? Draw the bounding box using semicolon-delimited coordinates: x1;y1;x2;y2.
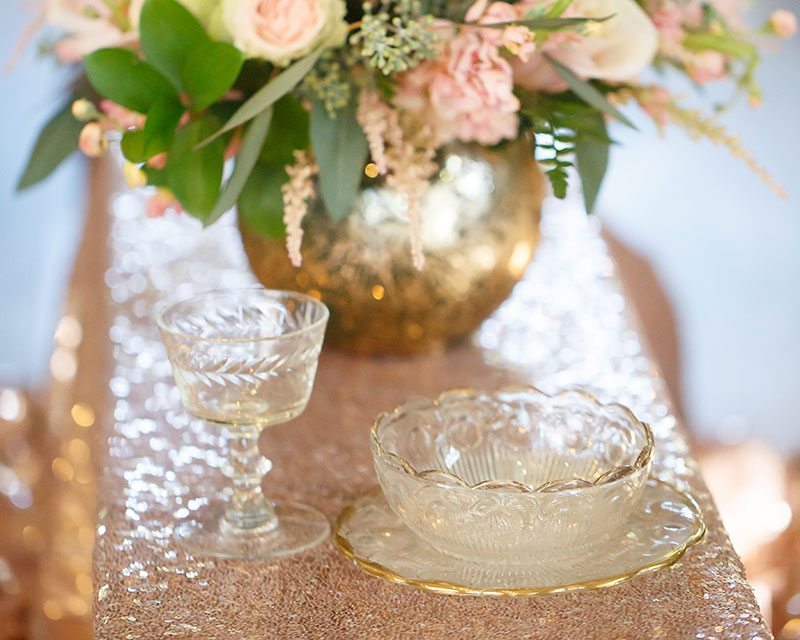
748;87;764;109
123;162;147;188
71;99;98;122
769;10;797;38
78;122;108;158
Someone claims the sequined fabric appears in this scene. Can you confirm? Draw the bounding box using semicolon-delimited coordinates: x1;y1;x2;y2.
94;193;770;639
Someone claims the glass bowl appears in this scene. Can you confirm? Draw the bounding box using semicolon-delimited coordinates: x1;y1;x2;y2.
370;387;654;563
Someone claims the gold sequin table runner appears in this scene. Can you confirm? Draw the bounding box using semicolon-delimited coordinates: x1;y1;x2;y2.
93;193;769;639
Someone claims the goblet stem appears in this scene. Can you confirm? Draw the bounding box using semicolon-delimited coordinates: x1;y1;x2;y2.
221;427;277;532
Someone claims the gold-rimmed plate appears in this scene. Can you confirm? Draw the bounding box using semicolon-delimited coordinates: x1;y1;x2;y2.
333;480;705;596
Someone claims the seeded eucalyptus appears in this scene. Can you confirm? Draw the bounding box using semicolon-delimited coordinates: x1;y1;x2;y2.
351;1;437;75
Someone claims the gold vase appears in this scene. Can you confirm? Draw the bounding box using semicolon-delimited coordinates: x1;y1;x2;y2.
240;141;543;355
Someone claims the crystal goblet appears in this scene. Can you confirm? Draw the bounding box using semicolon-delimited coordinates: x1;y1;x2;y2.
156;288;329;559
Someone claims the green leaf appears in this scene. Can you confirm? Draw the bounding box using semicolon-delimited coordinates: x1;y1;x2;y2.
471;15;612;30
683;32;757;61
139;0;208;90
144;96;184;157
206;107;273;226
84;48;177;113
17;104;83;190
238;164;288;239
259;94;309;166
121;129;147;162
198;49;323;148
545;54;636;129
168;115;226;220
143;165;169;187
310;100;368;220
575;114;610;213
182;40;243;110
546;0;573;17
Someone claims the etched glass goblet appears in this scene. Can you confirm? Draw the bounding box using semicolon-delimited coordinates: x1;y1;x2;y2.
156;288;329;559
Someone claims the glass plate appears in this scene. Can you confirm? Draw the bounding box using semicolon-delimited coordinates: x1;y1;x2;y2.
333;480;705;596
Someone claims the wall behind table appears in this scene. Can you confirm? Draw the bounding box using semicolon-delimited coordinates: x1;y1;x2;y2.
0;7;87;387
598;0;800;451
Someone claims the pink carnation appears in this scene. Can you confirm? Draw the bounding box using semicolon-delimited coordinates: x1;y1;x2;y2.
466;0;535;61
395;30;520;146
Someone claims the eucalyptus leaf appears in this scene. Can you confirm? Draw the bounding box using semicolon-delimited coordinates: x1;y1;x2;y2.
17;104;83;190
206;107;273;226
310;100;368;220
182;41;243;110
139;0;208;90
545;54;636;129
168;115;226;220
238;164;289;239
575;114;610;213
198;49;323;148
84;48;177;113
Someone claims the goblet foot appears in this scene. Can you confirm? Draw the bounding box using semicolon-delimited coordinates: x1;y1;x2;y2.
174;500;330;560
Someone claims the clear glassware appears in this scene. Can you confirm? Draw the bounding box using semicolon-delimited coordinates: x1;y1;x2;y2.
371;387;654;563
156;288;329;559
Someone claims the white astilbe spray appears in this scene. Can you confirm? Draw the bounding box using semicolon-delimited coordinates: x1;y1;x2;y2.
356;88;390;175
281;150;319;267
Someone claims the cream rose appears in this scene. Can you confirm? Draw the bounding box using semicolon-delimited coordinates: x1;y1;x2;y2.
549;0;658;81
515;0;658;87
221;0;347;65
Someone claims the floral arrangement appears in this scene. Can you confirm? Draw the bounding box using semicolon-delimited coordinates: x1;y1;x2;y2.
18;0;795;268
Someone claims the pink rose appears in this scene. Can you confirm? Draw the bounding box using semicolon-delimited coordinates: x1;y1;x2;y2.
395;31;520;146
221;0;346;65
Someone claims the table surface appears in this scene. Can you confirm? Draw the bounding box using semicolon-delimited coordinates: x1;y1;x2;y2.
92;193;770;640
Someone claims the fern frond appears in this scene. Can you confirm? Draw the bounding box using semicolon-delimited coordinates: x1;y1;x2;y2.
532;119;576;199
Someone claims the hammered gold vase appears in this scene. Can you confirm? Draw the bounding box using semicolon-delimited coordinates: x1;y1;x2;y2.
240;141;543;355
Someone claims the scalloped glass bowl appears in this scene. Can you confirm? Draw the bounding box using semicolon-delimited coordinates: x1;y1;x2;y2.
370;388;654;563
